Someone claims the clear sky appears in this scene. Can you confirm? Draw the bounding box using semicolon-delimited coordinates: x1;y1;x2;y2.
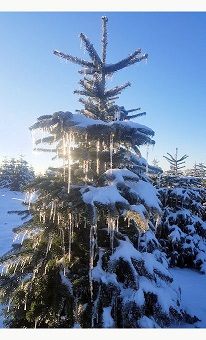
1;4;206;174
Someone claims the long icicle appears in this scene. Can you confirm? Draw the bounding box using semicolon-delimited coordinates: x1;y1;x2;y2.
63;133;66;182
89;224;97;305
68;213;72;262
96;139;100;174
110;133;114;173
67;132;71;193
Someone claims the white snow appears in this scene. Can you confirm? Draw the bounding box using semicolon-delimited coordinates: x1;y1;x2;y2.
68;112;154;135
102;306;114;328
171;267;206;328
1;188;206;331
132;180;162;211
0;188;28;257
82;184;129;206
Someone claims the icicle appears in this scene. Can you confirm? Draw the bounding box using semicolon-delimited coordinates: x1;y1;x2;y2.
1;265;5;276
57;212;61;225
24;191;29;204
96;139;100;174
68;213;72;262
72;133;75;150
50;199;58;222
89;225;97;302
21;232;26;245
50;201;54;220
34;317;39;328
24;291;29;311
63;133;66;182
40;127;45;143
30;129;37;152
67;132;72;194
155;215;161;229
40;208;46;223
146;144;149;174
13;261;19;274
29;191;35;208
110;133;114;173
21;259;27;273
60;228;66;276
83;160;89;182
7;298;12;312
74;295;80;326
44;263;48;274
107;217;116;253
116;216;119;232
46;235;53;255
80;36;82;49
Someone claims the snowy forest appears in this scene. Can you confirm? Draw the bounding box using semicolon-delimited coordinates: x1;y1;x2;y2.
0;16;206;329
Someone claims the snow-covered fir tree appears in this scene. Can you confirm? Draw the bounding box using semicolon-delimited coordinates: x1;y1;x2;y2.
155;151;206;274
0;155;35;191
0;16;198;328
163;148;188;176
185;162;206;180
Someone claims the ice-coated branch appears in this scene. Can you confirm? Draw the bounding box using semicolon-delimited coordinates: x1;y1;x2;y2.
73;89;97;98
105;50;147;74
101;16;108;64
79;33;102;65
127;112;146;119
53;50;93;68
105;82;131;98
126;108;141;113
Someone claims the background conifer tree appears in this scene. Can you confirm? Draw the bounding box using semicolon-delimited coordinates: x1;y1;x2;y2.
0;156;35;191
155;170;206;274
163;148;188;176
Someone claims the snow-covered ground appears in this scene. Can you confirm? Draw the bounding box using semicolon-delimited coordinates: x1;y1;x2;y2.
0;188;30;328
0;188;206;330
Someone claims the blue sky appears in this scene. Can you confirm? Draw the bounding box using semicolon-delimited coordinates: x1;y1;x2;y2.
0;9;206;174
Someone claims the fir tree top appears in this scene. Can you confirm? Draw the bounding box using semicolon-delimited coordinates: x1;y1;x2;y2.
54;16;148;122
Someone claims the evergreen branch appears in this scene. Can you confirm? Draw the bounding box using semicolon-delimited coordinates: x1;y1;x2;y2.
176;161;187;166
105;82;131;98
53;50;94;68
163;155;175;164
79;33;102;65
127;54;148;67
178;154;188;162
78;97;99;112
101;16;108;63
74;89;97;98
105;50;147;74
34;148;56;152
126;108;141;113
127;112;146;119
175;165;186;169
165;153;177;162
78;79;96;92
78;78;102;96
34;136;55;146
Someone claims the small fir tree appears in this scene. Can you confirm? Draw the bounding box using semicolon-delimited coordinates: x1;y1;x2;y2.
0;16;197;328
156;173;206;274
163;148;188;176
0;156;35;191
